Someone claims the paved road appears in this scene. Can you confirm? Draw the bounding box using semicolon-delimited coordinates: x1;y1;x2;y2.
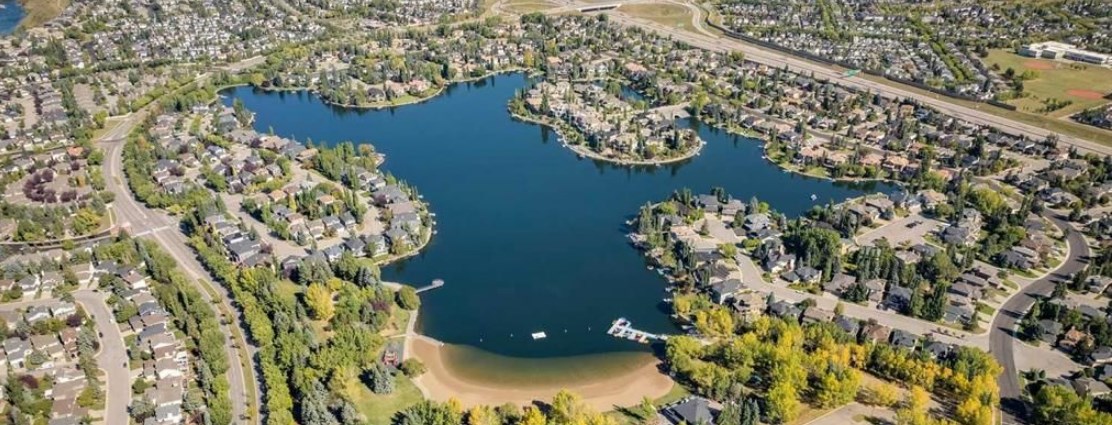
735;254;976;347
990;213;1090;424
73;290;130;425
546;0;1112;155
103;137;257;424
99;68;262;422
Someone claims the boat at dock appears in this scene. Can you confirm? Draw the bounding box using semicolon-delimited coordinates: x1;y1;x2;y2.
606;317;665;343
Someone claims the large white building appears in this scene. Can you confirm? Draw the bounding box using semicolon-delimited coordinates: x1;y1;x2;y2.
1019;41;1111;65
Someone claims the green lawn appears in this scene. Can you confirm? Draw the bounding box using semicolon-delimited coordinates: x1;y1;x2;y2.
984;49;1112;118
352;376;425;425
617;4;694;30
16;0;70;29
854;71;1112;146
608;383;688;425
503;0;557;13
381;307;411;337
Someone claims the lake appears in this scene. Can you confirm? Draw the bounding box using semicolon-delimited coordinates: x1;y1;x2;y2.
221;73;893;367
0;0;24;35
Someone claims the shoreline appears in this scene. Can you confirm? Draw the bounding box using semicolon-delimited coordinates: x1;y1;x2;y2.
407;337;675;410
510;111;705;166
697;115;904;186
243;68;535;111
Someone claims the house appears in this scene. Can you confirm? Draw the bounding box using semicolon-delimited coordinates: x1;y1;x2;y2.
663;397;714;425
823;273;856;296
925;341;953;360
732;292;767;320
1060;327;1090;352
782;266;820;284
889;329;919;351
801;307;834;324
884;286;913;311
709;279;743;304
1037;320;1064;344
859;322;891;343
1073;377;1111;398
768;300;802;322
1090;346;1112;365
834;315;860;337
4;338;30;368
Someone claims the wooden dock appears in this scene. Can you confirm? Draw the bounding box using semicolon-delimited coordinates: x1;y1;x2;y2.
415;279;445;294
606;318;666;343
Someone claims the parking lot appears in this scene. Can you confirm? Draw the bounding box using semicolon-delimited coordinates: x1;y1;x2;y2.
855;213;945;247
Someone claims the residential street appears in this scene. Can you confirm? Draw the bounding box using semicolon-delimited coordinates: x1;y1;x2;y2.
73;290;130;425
102;126;257;423
991;213;1091;424
735;254;976;348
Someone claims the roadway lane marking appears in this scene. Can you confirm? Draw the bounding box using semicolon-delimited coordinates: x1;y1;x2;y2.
133;225;171;237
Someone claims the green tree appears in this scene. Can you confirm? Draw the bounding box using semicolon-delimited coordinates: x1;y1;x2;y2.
397;286;420;310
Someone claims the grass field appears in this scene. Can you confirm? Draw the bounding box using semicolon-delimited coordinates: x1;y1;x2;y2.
16;0;68;29
985;49;1112;118
353;376;425;425
617;4;694;30
851;70;1112;146
503;0;558;14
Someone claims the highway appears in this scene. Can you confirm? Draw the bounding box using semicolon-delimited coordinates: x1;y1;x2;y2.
543;0;1112;155
990;213;1090;424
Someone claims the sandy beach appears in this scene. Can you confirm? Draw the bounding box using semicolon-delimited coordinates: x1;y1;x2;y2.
409;337;676;410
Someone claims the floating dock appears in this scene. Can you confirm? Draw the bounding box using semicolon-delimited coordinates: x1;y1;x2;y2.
606;318;666;343
531;332;547;340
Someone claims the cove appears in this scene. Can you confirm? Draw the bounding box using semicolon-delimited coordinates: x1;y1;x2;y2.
221;73;895;364
0;0;24;35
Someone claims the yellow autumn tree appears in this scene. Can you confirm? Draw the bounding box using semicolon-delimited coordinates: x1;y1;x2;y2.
305;283;334;321
521;406;547;425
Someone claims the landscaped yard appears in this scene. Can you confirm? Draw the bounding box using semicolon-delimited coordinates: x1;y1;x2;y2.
617;4;694;30
985;49;1112;118
608;383;688;425
352;376;425;425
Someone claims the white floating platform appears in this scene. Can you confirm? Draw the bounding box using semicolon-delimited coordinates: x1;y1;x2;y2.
531;332;547;340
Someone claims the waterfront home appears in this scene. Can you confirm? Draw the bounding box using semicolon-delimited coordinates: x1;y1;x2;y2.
662;397;715;425
709;279;743;304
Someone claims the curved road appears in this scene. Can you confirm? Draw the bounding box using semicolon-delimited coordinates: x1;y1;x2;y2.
990;213;1090;424
103;137;258;424
74;290;130;425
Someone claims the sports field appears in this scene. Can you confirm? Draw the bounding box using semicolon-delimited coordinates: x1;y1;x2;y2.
985;49;1112;118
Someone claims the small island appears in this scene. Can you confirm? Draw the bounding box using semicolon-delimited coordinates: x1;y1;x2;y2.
510;81;704;165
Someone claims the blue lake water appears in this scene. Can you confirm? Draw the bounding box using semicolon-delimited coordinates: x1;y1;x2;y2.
0;0;24;35
222;73;893;368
